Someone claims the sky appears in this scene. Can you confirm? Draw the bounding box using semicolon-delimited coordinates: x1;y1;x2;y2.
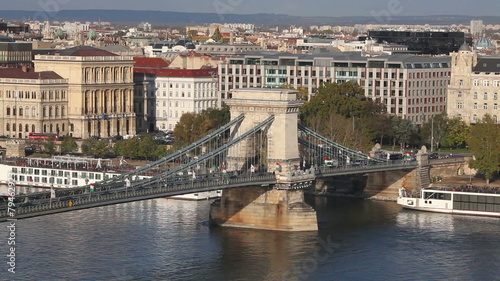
1;0;498;17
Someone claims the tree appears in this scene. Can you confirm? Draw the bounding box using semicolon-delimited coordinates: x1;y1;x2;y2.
467;115;500;185
60;135;78;154
420;113;449;150
81;139;110;157
173;107;230;147
211;27;223;42
392;117;416;150
43;139;57;155
299;82;385;151
278;84;309;100
137;135;158;160
444;117;469;148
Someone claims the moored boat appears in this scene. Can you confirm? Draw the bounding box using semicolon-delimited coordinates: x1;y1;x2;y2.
397;186;500;217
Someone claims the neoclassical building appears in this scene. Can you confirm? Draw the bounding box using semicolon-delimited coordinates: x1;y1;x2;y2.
34;46;136;138
447;44;500;124
0;68;69;138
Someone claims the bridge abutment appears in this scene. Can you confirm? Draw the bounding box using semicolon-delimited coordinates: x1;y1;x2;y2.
210;186;318;231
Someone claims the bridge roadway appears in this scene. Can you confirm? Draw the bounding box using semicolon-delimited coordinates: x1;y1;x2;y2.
0;161;417;222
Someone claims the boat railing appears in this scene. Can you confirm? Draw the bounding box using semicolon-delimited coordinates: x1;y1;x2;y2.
428;185;500;194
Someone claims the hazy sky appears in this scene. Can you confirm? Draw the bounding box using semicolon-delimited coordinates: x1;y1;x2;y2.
2;0;498;17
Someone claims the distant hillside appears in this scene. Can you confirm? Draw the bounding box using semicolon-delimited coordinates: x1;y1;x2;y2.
1;10;499;26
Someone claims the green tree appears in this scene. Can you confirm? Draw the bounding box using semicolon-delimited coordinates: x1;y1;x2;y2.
137;135;158;160
278;84;309;100
420;113;449;150
392;117;416;149
81;139;110;157
60;135;78;154
467;115;500;185
444;117;469;148
211;27;223;42
173;107;230;147
43;139;57;155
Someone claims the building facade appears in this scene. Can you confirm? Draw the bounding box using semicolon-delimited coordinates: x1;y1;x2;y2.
134;67;218;132
34;46;136;138
219;52;451;124
447;44;500;124
0;68;69;138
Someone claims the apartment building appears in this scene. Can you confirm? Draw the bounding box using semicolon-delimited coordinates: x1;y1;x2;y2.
447;44;500;124
134;65;218;132
219;52;451;124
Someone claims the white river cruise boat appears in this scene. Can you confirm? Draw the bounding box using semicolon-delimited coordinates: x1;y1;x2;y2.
0;156;221;200
398;186;500;217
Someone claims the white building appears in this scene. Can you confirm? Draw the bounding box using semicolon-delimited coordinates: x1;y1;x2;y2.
470;20;484;37
134;65;218;132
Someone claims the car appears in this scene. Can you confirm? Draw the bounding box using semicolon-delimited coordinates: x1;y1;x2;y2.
428;152;439;159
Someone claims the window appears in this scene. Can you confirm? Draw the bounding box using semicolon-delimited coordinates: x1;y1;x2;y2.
473;92;478;99
494;93;498;100
494;103;498;110
484;103;488;110
473;103;478;109
473;80;479;86
457;92;463;98
484;93;488;100
483;80;490;87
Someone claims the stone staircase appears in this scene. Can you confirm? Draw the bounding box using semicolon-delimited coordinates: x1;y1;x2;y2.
419;166;430;188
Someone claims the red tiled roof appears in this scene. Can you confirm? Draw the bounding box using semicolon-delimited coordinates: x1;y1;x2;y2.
133;57;170;68
0;68;64;80
135;68;217;78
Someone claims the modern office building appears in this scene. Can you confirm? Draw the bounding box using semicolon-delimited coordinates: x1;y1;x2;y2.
447;44;500;124
0;42;33;68
368;30;469;55
219;52;451;124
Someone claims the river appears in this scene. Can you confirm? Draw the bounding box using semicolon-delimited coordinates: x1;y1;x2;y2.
1;196;499;281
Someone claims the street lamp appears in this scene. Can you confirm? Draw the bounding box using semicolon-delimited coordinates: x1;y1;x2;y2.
430;115;434;153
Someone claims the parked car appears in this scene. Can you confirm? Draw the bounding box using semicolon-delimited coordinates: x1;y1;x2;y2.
428;152;439;159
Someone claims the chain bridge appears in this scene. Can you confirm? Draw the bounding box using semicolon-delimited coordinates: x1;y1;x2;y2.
0;89;419;230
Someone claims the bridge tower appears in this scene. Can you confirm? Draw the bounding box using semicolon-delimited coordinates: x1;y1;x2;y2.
210;89;318;231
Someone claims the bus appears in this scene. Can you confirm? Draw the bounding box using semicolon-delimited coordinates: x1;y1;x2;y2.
28;132;61;141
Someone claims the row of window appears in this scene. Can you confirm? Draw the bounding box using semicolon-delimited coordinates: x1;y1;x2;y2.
154;90;217;98
155;82;216;89
457;102;498;110
455;114;499;123
83;67;131;84
472;79;500;87
5;105;66;118
13;167;104;179
5;123;66;134
1;90;67;100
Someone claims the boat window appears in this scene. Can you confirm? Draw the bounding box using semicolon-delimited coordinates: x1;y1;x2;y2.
72;172;78;178
41;170;47;176
89;173;95;179
424;192;447;200
34;169;40;175
12;168;17;173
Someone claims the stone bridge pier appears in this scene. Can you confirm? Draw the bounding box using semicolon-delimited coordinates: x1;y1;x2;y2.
210;89;318;231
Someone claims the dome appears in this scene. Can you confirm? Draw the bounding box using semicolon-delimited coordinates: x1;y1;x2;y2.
475;37;493;49
55;28;65;40
88;29;97;41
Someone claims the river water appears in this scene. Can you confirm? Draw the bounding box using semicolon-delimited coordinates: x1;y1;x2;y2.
1;196;499;281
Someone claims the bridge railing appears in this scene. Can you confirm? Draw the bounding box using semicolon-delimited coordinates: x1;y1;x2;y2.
0;173;277;219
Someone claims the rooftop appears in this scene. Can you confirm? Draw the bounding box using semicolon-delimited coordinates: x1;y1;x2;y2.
0;68;64;80
49;46;118;57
